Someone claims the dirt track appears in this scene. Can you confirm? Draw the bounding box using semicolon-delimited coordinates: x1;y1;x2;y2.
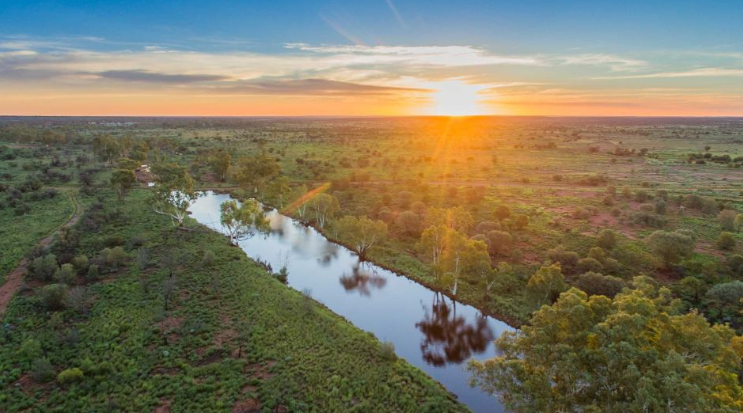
0;192;83;316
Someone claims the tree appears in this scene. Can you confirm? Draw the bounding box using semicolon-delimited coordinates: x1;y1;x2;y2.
577;257;603;274
493;205;511;221
334;216;388;259
439;230;490;294
704;281;743;327
484;230;512;257
220;199;269;245
209;150;231;181
647;229;695;267
110;169;136;201
233;154;281;195
717;231;736;250
470;285;743;413
395;211;421;236
150;163;197;227
265;176;291;208
526;264;566;307
574;271;624;298
309;193;338;228
426;206;474;233
418;225;448;266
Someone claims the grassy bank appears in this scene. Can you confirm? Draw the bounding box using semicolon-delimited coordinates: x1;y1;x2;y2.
0;188;467;412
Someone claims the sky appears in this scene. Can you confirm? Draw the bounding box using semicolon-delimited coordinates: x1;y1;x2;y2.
1;0;742;116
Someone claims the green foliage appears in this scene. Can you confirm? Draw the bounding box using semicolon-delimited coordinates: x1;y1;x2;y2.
717;231;736;250
39;283;68;311
574;271;625;298
110;169;136;201
333;215;388;259
219;199;269;245
704;281;743;328
718;209;739;231
31;358;55;383
647;229;695;266
470;286;743;413
526;264;566;307
28;254;58;281
596;229;617;251
57;368;84;386
379;342;397;361
54;263;76;285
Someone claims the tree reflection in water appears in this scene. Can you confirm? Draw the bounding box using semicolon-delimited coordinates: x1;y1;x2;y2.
416;292;494;366
339;262;387;296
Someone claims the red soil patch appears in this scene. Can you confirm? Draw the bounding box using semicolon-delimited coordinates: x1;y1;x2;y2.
245;361;276;380
154;398;172;413
0;195;82;316
232;399;261;413
160;316;183;331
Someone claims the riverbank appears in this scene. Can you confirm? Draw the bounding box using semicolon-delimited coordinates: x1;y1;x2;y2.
208;186;525;328
0;188;468;412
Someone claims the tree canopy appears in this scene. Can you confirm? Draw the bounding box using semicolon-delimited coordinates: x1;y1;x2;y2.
470;280;743;413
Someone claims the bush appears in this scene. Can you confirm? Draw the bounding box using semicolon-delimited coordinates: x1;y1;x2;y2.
647;230;695;267
486;230;512;257
596;229;617;250
717;232;736;250
87;264;100;280
718;210;739;231
67;286;91;313
57;368;84;386
102;235;125;248
379;341;396;361
395;211;421;236
728;255;743;277
547;247;579;272
54;263;77;285
202;250;216;267
102;246;128;269
28;254;58;281
31;358;56;383
574;272;625;298
577;258;603;274
72;254;89;274
40;284;69;311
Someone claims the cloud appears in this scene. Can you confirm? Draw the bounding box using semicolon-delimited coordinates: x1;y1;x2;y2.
214;77;429;96
560;54;647;71
596;67;743;79
97;69;229;83
284;44;544;67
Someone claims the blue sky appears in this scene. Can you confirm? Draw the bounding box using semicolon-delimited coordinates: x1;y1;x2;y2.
1;0;742;115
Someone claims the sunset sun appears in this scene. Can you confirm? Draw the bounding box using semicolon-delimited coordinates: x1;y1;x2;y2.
426;80;490;116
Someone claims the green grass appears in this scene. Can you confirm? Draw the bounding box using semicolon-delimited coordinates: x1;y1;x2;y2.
0;192;75;283
0;189;466;412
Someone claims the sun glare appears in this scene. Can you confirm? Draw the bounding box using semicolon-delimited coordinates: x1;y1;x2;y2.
425;80;490;116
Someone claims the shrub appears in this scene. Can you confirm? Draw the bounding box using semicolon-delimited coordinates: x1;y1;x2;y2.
28;254;58;281
379;341;396;361
596;229;617;250
647;230;695;267
704;281;743;325
717;232;736;251
587;247;606;263
395;211;421;236
547;247;579;272
577;257;603;274
486;230;512;257
728;255;743;277
31;358;56;383
87;264;100;280
136;247;149;270
718;210;739;231
102;235;125;248
71;254;89;274
57;368;84;386
574;272;625;298
602;258;621;275
39;284;69;311
202;250;216;267
102;246;128;269
67;286;91;313
54;263;77;285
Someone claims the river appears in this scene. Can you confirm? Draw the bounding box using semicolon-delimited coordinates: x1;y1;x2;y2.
188;192;514;413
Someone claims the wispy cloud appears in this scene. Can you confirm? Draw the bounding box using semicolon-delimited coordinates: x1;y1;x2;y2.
97;70;230;84
596;67;743;79
560;54;647;71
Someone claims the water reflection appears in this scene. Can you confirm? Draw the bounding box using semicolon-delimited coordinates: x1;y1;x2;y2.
188;192;513;413
416;293;495;366
339;262;388;296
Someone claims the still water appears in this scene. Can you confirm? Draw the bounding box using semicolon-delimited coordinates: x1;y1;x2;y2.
189;192;514;413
